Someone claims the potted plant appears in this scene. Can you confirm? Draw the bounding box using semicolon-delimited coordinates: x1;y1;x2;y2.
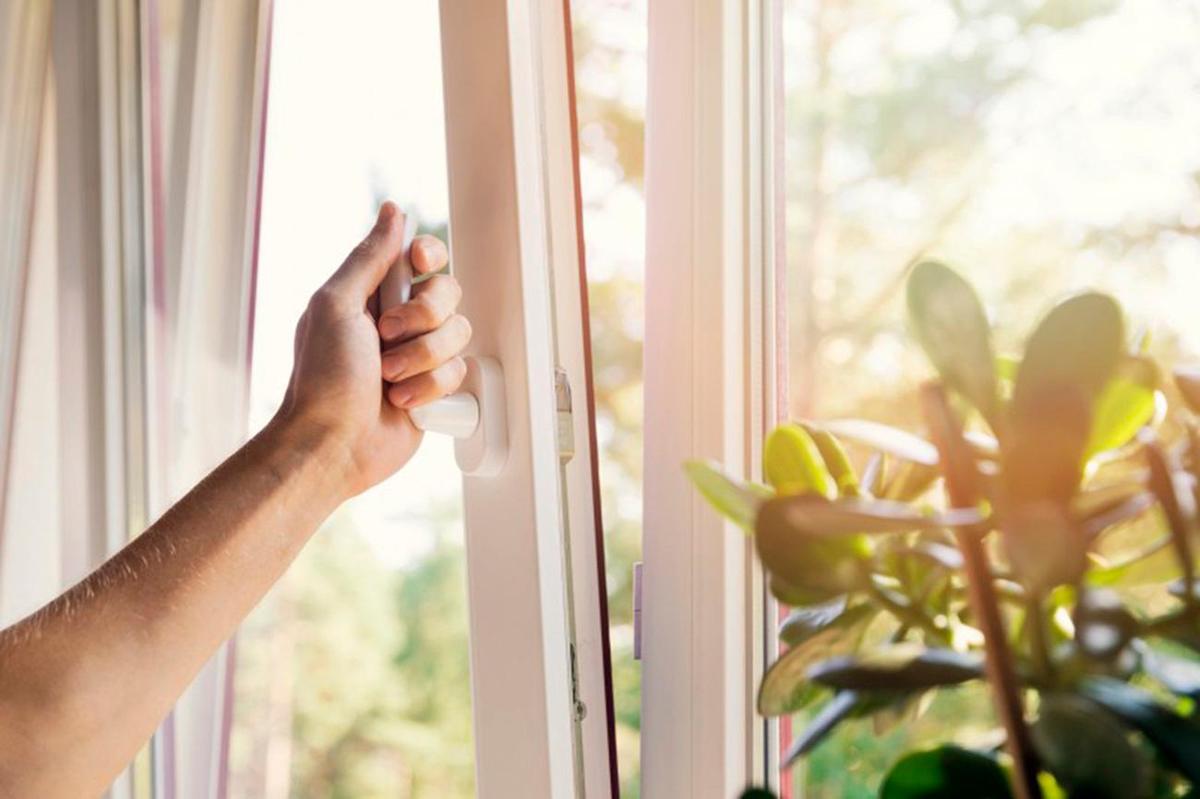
689;261;1200;798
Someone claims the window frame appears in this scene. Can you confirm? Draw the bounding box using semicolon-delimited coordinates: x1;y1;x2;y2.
642;0;781;793
439;0;618;794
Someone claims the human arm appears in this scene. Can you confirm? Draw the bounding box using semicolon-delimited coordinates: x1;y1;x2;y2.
0;202;470;797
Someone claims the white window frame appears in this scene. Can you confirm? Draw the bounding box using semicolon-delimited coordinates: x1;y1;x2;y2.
439;0;617;795
642;0;780;794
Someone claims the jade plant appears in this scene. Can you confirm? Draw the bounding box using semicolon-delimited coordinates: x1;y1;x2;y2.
690;261;1200;799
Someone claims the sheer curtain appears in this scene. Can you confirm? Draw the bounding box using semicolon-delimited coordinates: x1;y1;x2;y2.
0;2;272;796
0;1;53;615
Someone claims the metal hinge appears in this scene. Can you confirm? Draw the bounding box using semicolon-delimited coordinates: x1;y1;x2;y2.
633;561;644;660
555;367;575;463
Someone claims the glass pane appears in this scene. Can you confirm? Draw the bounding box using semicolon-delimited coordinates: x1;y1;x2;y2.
227;3;473;796
779;0;1200;795
571;0;647;794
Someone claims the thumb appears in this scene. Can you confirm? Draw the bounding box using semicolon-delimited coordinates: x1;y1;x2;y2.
326;202;406;302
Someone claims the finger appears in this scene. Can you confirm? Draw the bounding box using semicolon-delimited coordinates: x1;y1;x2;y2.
387;357;468;409
411;234;449;275
377;274;462;344
380;314;472;382
325;202;406;304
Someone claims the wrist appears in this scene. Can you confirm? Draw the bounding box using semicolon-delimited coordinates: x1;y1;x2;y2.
259;412;360;507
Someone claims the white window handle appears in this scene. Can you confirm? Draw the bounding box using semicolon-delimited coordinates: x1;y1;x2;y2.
378;214;507;477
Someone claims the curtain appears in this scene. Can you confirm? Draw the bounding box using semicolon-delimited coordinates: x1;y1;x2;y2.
0;1;273;796
0;0;54;608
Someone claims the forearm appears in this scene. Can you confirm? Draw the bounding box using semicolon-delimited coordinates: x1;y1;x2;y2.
0;417;350;797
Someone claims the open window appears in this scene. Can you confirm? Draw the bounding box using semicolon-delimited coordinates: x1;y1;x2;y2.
1;1;618;796
644;0;1200;796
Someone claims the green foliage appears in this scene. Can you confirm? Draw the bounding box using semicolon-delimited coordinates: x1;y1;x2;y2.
689;265;1200;797
906;261;999;422
879;746;1012;799
1031;694;1152;799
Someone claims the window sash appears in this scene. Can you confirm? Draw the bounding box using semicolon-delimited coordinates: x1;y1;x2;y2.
439;0;617;794
642;0;779;793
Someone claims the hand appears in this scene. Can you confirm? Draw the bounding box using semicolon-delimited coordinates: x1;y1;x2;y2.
274;202;471;496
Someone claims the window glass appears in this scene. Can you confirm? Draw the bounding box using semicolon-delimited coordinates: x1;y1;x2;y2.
227;3;473;796
571;0;647;794
780;0;1200;795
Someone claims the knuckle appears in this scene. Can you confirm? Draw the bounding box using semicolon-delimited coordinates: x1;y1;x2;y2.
453;314;473;342
414;295;442;328
348;239;376;265
448;356;468;385
415;337;437;364
435;358;467;395
308;286;342;316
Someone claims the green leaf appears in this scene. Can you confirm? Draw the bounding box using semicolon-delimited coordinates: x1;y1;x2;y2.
807;644;983;692
802;424;860;497
778;596;849;646
758;603;875;716
764;424;833;497
684;460;767;532
739;790;777;799
757;495;969;538
880;746;1012;799
1080;677;1200;784
1074;484;1153;541
783;691;865;765
906;261;999;420
820;419;939;466
1087;535;1177;588
1031;694;1151;799
1007;292;1124;504
1001;499;1087;593
767;574;846;607
879;460;941;502
1013;292;1125;415
1085;356;1160;461
755;495;978;595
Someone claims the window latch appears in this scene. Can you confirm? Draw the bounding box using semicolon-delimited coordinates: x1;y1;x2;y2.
378;213;508;476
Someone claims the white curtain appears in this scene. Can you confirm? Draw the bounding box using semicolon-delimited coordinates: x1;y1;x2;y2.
0;0;54;613
0;1;273;796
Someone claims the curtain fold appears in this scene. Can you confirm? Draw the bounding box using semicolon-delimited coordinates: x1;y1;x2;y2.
144;1;274;796
0;0;54;597
0;1;272;796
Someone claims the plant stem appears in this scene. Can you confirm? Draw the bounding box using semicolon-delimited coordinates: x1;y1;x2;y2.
1025;593;1053;685
921;383;1042;799
1145;436;1198;618
866;579;950;646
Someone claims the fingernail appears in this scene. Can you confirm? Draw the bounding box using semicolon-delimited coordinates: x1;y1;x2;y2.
377;202;396;225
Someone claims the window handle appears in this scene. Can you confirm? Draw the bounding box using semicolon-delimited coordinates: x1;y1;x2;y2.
379;213;507;477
